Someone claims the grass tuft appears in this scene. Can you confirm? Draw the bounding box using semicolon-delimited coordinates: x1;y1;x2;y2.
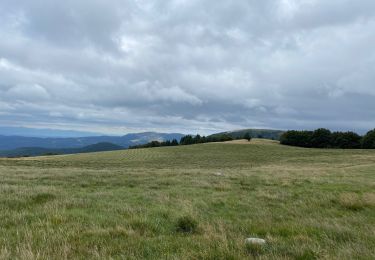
337;193;374;211
295;249;319;260
245;243;266;257
31;193;56;205
176;215;198;234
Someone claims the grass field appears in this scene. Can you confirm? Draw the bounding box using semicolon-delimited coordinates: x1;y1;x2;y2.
0;139;374;259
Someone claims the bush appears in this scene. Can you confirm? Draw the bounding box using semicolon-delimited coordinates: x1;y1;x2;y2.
362;129;375;149
244;133;252;141
176;215;198;233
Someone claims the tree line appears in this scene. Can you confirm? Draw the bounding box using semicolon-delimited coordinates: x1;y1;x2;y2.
280;128;375;149
129;133;252;149
129;139;179;149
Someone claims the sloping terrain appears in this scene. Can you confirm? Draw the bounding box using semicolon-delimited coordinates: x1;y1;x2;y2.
0;139;374;259
210;129;285;140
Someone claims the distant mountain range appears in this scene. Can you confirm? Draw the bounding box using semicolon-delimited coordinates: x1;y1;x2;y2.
0;142;125;157
0;126;102;138
0;132;184;151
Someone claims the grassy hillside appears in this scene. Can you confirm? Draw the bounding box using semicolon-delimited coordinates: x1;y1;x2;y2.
210;129;284;140
0;139;374;259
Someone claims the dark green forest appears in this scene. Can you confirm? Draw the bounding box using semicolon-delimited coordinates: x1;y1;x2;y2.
280;128;375;149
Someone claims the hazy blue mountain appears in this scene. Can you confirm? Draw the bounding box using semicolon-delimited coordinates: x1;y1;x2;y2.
0;142;125;157
0;126;101;138
0;132;184;150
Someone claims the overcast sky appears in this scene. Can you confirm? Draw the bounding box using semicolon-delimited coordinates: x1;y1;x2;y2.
1;0;375;135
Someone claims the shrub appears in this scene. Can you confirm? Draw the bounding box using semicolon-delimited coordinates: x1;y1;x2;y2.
176;215;198;233
244;133;252;141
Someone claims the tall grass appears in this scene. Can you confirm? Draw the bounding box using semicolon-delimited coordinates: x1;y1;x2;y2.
0;139;374;259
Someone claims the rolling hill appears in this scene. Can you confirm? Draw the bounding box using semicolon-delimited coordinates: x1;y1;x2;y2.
209;128;285;140
0;139;373;258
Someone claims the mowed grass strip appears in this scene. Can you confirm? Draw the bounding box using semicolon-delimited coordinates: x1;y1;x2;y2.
0;139;374;259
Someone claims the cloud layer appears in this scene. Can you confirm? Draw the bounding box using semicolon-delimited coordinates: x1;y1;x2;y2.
1;0;375;134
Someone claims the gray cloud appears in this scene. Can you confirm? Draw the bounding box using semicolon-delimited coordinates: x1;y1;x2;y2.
0;0;375;135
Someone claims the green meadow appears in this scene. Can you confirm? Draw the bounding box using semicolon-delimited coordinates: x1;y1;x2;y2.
0;139;374;259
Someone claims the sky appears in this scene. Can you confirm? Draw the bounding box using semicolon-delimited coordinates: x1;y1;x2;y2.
1;0;375;135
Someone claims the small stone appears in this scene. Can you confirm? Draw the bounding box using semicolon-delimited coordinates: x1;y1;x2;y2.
245;237;266;245
214;172;223;176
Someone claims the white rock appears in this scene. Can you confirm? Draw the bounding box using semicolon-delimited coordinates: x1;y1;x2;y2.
214;172;223;176
245;238;266;245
